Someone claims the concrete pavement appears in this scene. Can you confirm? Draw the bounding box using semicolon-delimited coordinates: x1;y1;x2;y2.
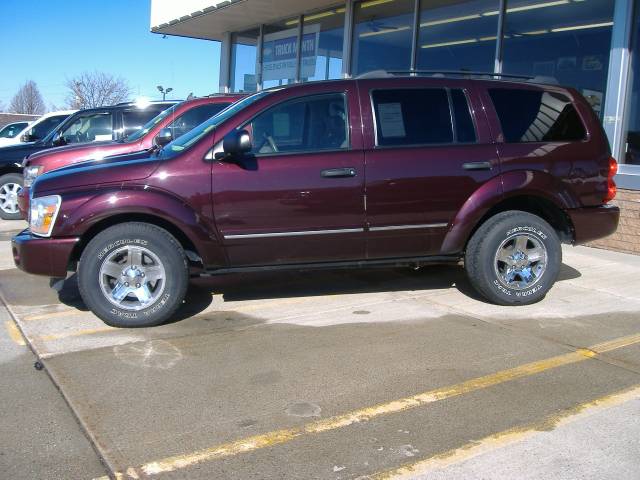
1;217;639;479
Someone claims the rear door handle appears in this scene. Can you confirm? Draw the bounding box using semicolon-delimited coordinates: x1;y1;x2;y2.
463;161;493;171
321;167;356;178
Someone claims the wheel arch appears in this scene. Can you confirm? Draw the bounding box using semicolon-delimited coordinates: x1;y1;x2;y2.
466;195;574;248
68;212;204;270
59;188;227;271
441;170;578;255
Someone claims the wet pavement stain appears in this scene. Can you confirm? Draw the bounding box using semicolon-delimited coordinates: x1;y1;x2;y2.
285;402;322;418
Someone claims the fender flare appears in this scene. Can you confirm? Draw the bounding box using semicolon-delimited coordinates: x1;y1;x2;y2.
440;170;580;254
56;187;227;267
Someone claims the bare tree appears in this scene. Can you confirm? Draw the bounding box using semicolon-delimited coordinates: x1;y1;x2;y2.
65;71;131;109
9;80;46;114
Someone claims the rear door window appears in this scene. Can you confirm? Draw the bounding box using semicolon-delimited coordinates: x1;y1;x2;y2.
247;93;349;155
371;88;476;146
489;88;586;143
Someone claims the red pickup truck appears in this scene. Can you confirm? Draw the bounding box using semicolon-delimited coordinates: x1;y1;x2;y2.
18;95;243;217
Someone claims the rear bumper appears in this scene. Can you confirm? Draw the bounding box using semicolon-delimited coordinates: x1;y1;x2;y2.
17;187;28;219
568;204;620;245
12;230;79;278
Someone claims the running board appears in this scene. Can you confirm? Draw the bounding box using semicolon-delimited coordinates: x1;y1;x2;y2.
198;255;461;277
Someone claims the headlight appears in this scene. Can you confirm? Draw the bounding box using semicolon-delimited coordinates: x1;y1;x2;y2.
29;195;61;237
23;165;43;187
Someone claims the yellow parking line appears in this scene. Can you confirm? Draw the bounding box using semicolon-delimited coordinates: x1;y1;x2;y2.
38;327;116;342
23;309;85;322
369;383;640;479
4;320;25;346
102;332;640;478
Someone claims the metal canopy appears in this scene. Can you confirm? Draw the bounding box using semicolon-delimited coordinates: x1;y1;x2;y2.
151;0;342;41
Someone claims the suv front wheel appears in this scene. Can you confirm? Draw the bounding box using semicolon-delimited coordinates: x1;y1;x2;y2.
78;222;189;327
465;211;561;305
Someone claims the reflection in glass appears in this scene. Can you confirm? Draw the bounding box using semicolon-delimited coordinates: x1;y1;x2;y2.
625;6;640;165
352;0;415;75
502;0;615;118
231;28;259;93
418;0;499;72
262;18;300;89
301;7;345;81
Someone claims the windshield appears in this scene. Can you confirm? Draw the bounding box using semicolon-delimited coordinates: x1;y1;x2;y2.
124;105;177;142
165;91;272;155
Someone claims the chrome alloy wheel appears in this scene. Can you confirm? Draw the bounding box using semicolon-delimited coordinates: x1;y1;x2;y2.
494;234;548;291
99;245;166;311
0;182;21;214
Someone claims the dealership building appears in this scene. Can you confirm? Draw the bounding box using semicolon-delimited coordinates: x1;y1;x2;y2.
150;0;640;253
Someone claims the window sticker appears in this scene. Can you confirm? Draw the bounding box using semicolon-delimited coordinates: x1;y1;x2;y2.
273;112;290;137
378;102;406;138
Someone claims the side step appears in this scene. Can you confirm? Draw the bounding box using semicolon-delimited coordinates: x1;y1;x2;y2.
198;255;461;277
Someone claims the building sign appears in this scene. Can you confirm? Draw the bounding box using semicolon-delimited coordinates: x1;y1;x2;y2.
262;25;320;81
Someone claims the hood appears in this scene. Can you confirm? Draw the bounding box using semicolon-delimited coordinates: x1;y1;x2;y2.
27;140;117;162
32;151;161;196
0;140;47;163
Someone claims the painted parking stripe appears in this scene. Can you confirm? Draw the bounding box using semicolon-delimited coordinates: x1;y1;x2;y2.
4;320;25;346
98;332;640;478
369;383;640;479
23;309;86;322
38;327;116;342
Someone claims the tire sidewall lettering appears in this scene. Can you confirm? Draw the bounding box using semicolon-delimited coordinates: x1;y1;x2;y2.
505;225;547;240
98;238;149;260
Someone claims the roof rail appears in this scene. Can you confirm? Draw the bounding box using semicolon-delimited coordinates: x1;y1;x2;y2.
357;70;558;84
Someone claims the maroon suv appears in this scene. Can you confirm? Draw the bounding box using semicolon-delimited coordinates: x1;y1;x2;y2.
12;75;619;328
17;94;243;217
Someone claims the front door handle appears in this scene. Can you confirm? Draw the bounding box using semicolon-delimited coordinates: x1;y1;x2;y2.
463;161;493;171
321;167;356;178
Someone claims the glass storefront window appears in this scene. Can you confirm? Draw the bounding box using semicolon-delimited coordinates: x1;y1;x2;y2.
502;0;615;117
302;7;346;81
624;4;640;166
262;18;300;89
231;28;259;93
418;0;499;72
352;0;415;75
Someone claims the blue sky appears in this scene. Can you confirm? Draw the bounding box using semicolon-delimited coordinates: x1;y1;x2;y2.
0;0;221;110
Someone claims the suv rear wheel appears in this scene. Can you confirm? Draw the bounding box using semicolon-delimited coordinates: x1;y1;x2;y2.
78;222;189;327
0;173;23;220
465;211;561;305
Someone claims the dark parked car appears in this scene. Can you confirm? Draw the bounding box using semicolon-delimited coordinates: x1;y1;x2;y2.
0;101;176;219
13;74;619;327
18;95;244;218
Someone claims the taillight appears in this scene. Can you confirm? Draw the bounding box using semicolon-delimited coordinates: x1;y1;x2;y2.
604;156;617;203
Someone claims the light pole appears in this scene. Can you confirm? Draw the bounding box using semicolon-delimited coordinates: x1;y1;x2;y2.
157;85;173;101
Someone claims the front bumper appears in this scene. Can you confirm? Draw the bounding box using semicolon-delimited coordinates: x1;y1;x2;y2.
12;229;80;277
16;187;29;219
568;204;620;245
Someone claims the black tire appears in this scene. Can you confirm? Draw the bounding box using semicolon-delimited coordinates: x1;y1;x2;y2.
0;173;23;220
465;211;561;305
78;222;189;327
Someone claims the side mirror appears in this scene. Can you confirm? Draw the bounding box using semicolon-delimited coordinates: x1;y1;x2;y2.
21;133;35;142
220;129;251;159
154;128;173;147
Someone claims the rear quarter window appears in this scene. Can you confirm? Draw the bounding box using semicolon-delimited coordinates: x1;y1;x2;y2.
489;88;586;143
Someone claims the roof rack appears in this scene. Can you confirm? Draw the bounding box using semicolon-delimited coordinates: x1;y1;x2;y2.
357;70;558;84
